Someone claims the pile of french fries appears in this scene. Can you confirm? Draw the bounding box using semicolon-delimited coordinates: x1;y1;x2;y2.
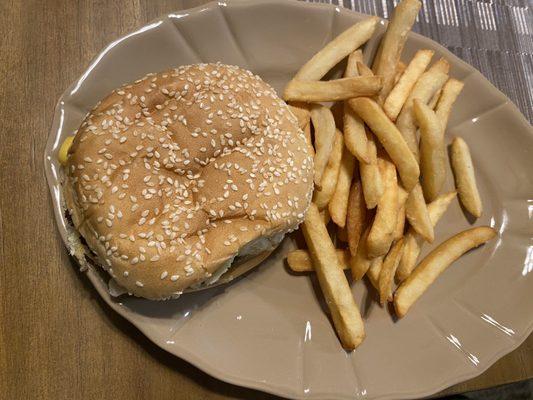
284;0;496;350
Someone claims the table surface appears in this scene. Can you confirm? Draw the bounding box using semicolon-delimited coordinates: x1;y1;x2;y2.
1;0;532;399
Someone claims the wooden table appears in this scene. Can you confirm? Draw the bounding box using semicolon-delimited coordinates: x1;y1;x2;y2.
1;1;531;398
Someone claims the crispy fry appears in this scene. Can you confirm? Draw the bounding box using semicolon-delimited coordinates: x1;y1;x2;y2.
302;203;365;350
311;105;336;186
313;130;343;209
393;187;409;240
320;209;331;225
383;49;434;121
288;102;310;130
348;97;420;190
372;0;422;101
435;78;464;130
429;58;450;74
356;61;374;77
343;52;370;163
427;88;441;109
345;50;364;78
350;226;372;280
360;129;383;208
395;69;448;160
347;177;366;257
283;76;382;102
393;61;407;84
394;227;496;317
378;238;405;304
329;147;356;227
287;249;350;272
366;255;382;289
295;17;379;81
396;192;456;282
414;99;446;201
405;183;434;243
367;157;399;258
450;137;483;218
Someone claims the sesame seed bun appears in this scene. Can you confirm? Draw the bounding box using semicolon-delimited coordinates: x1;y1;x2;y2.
63;63;313;300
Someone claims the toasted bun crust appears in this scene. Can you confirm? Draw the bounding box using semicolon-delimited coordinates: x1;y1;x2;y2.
63;63;313;299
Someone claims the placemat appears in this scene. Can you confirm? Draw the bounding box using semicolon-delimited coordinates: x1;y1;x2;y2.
306;0;533;123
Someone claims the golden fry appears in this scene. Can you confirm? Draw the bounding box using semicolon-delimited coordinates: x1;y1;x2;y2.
311;105;336;186
450;137;483;218
284;76;382;102
413;99;446;201
378;238;405;304
287;249;350;272
393;187;409;240
394;227;496;317
329;147;356;227
345;49;364;78
295;17;379;81
350;226;372;280
396;192;456;282
302;203;365;349
372;0;422;101
288;102;310;130
356;61;374;77
349;97;420;191
435;78;464;130
405;183;434;243
313;130;344;209
367;157;399;258
347;177;366;257
383;49;434;121
360;129;383;208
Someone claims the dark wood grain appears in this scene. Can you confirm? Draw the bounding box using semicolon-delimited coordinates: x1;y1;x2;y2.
0;1;531;399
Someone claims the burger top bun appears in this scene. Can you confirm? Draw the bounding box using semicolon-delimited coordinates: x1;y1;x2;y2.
63;63;313;300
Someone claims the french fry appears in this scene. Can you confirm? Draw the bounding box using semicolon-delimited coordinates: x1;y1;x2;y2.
283;76;382;102
429;58;450;74
372;0;422;101
435;78;464;130
393;61;407;84
329;148;356;227
394;227;496;317
295;16;379;81
343;52;370;163
396;192;456;282
347;177;366;257
405;183;434;243
313;130;343;209
320;209;331;225
367;157;399;258
288;102;310;130
378;238;405;304
356;61;374;77
393;187;409;240
287;249;350;272
395;69;448;160
366;255;382;289
345;50;363;77
348;97;420;190
414;99;446;201
350;226;372;280
450;137;483;218
427;88;441;109
311;105;336;186
360;129;383;208
383;49;434;121
302;203;365;350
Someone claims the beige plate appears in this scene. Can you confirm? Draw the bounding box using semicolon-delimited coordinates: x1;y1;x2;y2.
44;1;533;399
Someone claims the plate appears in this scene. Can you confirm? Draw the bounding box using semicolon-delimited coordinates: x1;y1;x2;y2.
44;1;533;399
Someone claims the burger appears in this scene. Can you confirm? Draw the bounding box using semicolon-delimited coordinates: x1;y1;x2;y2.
61;63;314;300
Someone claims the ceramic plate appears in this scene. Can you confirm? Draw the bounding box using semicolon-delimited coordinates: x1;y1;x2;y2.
45;1;533;399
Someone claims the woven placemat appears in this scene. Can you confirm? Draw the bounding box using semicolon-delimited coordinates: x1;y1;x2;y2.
306;0;533;123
